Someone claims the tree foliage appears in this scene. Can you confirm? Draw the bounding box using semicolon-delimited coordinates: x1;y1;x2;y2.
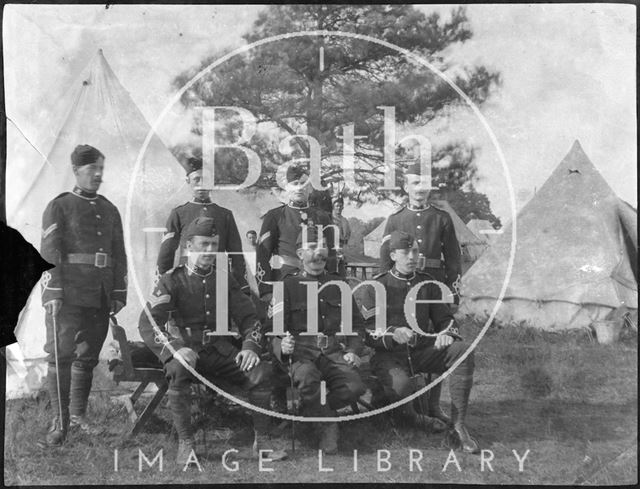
172;5;501;215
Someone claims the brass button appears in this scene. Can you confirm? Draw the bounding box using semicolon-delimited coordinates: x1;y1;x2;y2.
97;231;102;236
206;311;211;315
205;294;211;299
99;248;104;252
96;214;101;219
416;225;422;230
90;201;96;205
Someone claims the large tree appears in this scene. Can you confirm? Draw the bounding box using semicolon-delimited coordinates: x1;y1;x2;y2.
173;5;501;207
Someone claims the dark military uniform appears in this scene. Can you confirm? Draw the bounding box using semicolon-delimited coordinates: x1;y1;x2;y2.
138;262;272;442
40;185;127;423
379;204;462;303
256;203;337;297
156;198;248;291
269;269;366;417
360;268;474;433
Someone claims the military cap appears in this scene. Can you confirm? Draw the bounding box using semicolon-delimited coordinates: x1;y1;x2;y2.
404;160;427;176
184;217;218;240
184;157;203;176
285;163;309;183
71;144;104;167
388;230;415;251
296;225;323;249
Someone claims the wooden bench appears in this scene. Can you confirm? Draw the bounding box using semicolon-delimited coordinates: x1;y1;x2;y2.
109;317;169;435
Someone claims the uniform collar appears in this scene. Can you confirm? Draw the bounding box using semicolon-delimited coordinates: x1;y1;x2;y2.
390;268;416;281
288;201;309;210
301;269;325;279
407;203;430;211
72;186;98;199
191;197;212;204
186;264;213;277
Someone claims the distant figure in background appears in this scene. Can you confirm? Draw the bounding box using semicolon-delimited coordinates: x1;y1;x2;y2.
331;196;351;277
245;230;258;275
156;157;248;293
38;144;127;448
246;230;258;249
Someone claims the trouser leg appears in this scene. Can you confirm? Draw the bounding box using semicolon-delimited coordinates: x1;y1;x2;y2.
69;305;109;417
165;358;195;441
44;305;81;428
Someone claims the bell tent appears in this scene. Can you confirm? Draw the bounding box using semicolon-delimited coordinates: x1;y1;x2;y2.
459;141;638;330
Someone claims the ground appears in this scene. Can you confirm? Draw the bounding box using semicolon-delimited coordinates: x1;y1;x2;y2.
4;319;637;485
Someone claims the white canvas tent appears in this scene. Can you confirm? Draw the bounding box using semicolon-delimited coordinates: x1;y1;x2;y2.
5;50;287;399
5;50;188;398
459;141;638;330
467;218;499;246
363;200;487;274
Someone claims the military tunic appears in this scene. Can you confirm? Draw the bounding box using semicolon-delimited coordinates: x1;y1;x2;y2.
268;270;365;415
256;204;337;297
156;199;248;291
379;204;461;303
40;186;127;366
138;264;264;390
360;268;473;403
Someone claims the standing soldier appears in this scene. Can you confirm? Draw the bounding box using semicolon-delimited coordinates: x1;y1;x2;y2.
256;164;337;301
256;164;337;410
139;217;287;464
156;157;248;293
269;227;366;454
362;231;479;453
38;144;127;447
379;162;463;421
379;162;461;303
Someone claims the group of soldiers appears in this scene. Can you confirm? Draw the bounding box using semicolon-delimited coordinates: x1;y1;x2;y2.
37;144;479;464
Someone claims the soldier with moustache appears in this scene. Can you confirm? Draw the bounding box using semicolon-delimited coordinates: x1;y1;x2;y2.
255;164;338;301
268;226;366;454
362;231;479;453
139;217;287;464
379;161;463;428
38;144;127;447
156;157;248;292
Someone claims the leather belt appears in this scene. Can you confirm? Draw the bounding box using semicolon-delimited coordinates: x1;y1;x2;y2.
65;252;112;268
185;327;239;346
295;333;340;352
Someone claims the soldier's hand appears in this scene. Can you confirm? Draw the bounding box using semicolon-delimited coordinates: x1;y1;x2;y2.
434;334;454;350
44;299;63;317
235;350;260;371
449;303;459;314
261;293;273;304
281;333;295;355
174;347;198;368
343;352;361;368
110;300;125;315
392;327;414;345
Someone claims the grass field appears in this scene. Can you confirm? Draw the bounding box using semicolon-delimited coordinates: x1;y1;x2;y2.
4;319;637;485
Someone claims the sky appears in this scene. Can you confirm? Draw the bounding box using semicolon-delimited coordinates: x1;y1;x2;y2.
3;4;636;223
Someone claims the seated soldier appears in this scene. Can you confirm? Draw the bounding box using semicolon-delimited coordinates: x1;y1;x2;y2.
268;226;366;454
361;231;479;454
138;217;287;464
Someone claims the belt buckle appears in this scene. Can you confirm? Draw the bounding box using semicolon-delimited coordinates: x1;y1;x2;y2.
202;329;212;345
94;252;108;268
317;333;329;350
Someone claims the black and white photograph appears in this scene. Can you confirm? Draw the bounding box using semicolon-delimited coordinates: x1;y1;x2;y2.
1;3;637;485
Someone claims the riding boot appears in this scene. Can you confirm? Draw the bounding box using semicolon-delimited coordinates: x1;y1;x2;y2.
427;380;452;426
168;389;195;464
401;402;447;433
317;421;339;455
38;365;71;448
249;388;288;461
69;365;102;434
449;361;480;454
